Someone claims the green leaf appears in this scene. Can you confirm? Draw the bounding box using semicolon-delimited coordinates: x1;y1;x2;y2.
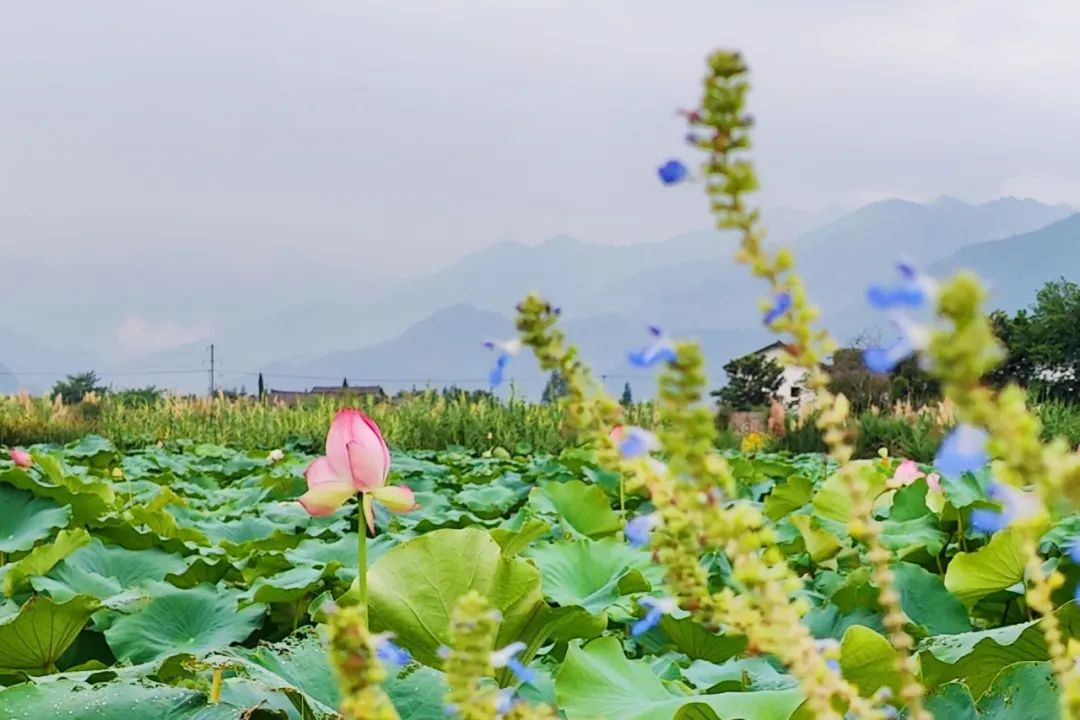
682;657;795;692
924;682;978;720
104;584;266;663
218;630;340;715
32;538;190;602
839;625;900;699
492;518;551;557
555;636;803;720
0;679;248;719
526;538;658;616
892;561;970;636
3;528;91;597
789;514;842;563
5;456;116;525
812;463;886;524
0;484;72;553
944;529;1026;608
368;528;545;668
654;614;747;663
531;480;621;538
917;603;1080;697
764;475;814;520
977;661;1060;720
0;594;100;672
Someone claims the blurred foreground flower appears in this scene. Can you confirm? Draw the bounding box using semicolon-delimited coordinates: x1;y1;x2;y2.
484;338;523;388
298;409;417;532
627;326;676;368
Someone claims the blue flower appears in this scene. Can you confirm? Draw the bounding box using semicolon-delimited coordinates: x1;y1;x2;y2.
484;339;522;388
373;635;411;667
863;314;930;373
657;160;688;185
969;483;1039;534
763;292;792;326
867;264;936;311
625;513;660;549
614;426;659;459
490;642;535;684
969;508;1006;534
495;689;517;716
630;596;677;636
935;424;989;476
1068;538;1080;563
628;326;677;368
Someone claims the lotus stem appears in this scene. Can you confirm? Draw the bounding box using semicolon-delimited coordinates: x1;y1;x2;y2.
358;497;368;623
209;666;222;704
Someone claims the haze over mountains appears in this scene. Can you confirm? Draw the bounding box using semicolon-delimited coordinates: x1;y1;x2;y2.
2;196;1078;397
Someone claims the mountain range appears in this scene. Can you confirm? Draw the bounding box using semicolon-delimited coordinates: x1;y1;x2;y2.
3;196;1077;397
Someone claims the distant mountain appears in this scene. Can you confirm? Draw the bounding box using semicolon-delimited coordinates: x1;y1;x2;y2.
265;304;770;399
929;212;1080;313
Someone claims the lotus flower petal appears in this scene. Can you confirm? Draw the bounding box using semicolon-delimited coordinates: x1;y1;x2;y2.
298;480;356;516
370;484;417;514
887;460;924;489
305;456;344;487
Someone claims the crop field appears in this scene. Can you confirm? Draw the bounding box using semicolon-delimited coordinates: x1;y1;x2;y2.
0;426;1070;719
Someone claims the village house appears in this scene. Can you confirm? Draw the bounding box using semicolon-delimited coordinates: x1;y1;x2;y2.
742;340;814;408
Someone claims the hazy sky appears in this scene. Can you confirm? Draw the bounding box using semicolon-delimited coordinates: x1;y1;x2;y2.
3;0;1079;275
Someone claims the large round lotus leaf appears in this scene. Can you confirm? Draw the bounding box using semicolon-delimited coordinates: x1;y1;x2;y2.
2;457;115;525
368;527;545;668
285;533;394;583
0;679;258;719
555;636;803;720
31;538;189;601
529;480;621;538
976;661;1060;719
526;538;660;616
0;484;72;553
945;529;1027;608
0;594;100;672
105;584;265;663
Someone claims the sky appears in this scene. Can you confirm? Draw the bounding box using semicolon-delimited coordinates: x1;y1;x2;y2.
3;0;1080;276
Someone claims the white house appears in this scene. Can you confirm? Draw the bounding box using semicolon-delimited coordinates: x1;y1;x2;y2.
744;341;814;408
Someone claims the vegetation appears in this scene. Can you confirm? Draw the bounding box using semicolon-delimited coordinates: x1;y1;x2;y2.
712;353;784;410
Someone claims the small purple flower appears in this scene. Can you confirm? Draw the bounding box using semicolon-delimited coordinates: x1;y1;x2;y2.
685;132;703;146
657;160;689;185
491;642;535;684
484;338;522;387
935;424;989;476
373;635;411;667
628;326;677;368
631;596;677;637
625;513;660;549
763;292;792;326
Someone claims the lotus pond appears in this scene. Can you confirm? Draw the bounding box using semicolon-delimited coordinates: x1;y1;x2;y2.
0;435;1072;719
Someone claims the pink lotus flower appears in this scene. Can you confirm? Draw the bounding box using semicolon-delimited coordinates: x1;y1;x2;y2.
926;472;942;493
298;409;417;531
8;448;31;468
886;459;924;490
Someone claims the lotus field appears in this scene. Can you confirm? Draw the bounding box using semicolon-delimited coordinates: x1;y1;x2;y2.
0;417;1070;719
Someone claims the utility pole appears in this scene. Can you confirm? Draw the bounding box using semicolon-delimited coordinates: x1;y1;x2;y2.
208;344;216;396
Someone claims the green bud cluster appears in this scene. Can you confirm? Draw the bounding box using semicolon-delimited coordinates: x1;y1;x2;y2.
326;604;400;720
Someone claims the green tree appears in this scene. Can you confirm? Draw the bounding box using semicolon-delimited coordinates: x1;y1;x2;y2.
712;354;783;410
257;372;266;399
620;382;633;408
51;371;106;404
826;348;891;411
541;371;569;404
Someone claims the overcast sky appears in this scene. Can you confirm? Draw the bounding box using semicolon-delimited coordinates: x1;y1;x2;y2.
2;0;1079;275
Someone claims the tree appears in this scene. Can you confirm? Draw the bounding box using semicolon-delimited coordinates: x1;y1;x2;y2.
51;371;106;404
826;348;891;411
342;377;349;388
257;372;266;399
541;371;569;404
712;354;783;410
888;356;939;405
620;382;633;408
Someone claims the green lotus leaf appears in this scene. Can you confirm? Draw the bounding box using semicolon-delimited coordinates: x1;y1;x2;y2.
789;514;842;563
838;625;900;700
0;594;100;672
0;678;262;719
6;455;116;525
556;636;803;720
764;475;814;520
3;528;91;597
977;661;1059;719
892;561;970;636
811;462;886;524
0;484;73;554
105;584;266;663
682;656;796;693
944;529;1027;608
525;538;659;617
32;538;190;602
924;682;978;719
529;480;621;538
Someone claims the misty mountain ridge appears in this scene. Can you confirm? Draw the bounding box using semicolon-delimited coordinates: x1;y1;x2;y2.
3;195;1078;396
